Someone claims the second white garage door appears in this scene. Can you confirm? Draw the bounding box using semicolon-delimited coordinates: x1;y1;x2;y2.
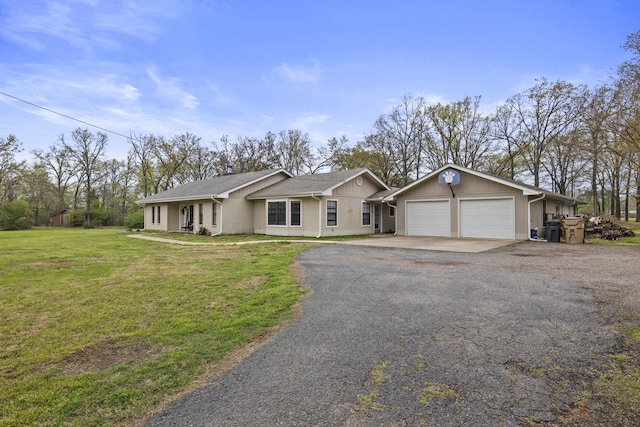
406;200;450;237
459;198;515;239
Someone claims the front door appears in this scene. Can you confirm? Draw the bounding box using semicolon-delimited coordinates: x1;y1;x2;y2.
180;204;194;230
374;204;381;233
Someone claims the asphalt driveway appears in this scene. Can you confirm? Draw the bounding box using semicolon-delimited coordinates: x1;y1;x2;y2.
143;242;639;426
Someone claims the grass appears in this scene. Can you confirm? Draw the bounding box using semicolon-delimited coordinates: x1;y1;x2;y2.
585;218;640;246
137;230;373;243
596;324;640;424
0;228;311;426
418;382;456;406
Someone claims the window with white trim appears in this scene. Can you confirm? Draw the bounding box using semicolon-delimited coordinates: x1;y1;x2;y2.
198;203;203;225
157;205;161;223
362;202;371;226
326;200;337;227
389;205;395;217
212;203;217;226
268;201;287;226
151;206;155;223
290;200;301;226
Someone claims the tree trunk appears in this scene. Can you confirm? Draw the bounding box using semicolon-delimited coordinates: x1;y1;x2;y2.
591;156;599;215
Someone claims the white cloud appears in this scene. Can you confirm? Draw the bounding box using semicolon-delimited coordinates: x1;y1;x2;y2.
206;81;234;106
261;115;274;126
290;112;329;130
274;60;322;84
147;68;199;109
0;0;179;52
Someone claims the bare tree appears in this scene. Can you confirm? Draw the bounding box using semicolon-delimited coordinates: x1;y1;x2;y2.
276;129;314;175
62;128;108;226
425;96;494;170
541;127;589;196
33;141;78;212
612;31;640;216
373;95;429;185
183;143;216;182
19;162;56;225
0;134;25;203
580;85;615;214
212;134;277;175
150;133;193;191
358;133;402;186
128;133;159;198
498;78;587;187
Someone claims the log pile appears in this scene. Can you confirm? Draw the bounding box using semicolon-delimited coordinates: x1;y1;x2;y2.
585;215;636;240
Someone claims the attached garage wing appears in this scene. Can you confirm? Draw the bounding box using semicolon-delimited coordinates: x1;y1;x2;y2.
459;198;515;239
406;200;450;237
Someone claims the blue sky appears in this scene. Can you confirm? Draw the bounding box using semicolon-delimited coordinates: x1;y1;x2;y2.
1;0;638;160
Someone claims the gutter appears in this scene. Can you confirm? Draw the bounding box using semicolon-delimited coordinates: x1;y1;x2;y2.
210;197;223;237
528;194;546;242
311;193;322;238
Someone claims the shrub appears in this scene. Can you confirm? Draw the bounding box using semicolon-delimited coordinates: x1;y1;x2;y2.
124;209;144;229
0;200;32;230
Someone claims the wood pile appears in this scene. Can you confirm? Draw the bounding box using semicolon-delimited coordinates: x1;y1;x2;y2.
585;215;636;240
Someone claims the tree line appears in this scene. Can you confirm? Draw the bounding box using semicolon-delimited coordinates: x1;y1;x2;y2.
1;32;639;229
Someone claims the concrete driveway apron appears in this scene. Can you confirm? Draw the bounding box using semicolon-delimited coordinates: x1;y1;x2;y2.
337;235;515;252
144;242;631;426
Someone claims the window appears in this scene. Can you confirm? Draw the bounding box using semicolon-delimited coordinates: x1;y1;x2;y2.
268;201;287;226
290;201;301;226
198;203;203;225
362;202;371;226
389;205;395;217
212;203;217;226
157;206;161;223
151;206;155;224
326;200;337;227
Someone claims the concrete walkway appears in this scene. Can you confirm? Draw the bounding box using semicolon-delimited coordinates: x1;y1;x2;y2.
127;233;516;253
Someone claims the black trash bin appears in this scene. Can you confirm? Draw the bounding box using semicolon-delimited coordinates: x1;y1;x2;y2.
546;220;562;243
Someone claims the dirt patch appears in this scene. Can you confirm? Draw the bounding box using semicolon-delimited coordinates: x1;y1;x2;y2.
55;337;165;376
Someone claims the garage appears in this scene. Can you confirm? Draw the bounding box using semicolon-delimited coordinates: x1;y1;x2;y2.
406;200;450;237
459;198;515;239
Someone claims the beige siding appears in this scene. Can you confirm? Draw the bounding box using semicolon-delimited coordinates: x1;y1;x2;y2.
321;175;381;236
396;170;530;240
254;198;321;237
530;199;544;233
380;203;396;233
155;172;290;235
252;174;387;237
144;204;170;231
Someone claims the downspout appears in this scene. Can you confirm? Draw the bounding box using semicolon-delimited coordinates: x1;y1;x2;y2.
528;194;545;242
210;197;223;237
311;193;322;238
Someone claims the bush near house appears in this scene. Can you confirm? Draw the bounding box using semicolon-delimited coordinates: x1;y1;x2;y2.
0;200;32;230
124;209;144;229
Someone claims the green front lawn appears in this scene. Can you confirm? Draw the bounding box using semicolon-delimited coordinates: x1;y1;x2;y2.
0;228;311;426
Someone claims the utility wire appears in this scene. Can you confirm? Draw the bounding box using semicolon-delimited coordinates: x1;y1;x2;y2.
0;90;132;139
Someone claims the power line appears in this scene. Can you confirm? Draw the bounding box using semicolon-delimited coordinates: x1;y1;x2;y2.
0;90;132;139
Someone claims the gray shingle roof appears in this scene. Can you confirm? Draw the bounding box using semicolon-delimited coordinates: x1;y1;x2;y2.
137;169;289;203
382;164;586;204
247;168;388;199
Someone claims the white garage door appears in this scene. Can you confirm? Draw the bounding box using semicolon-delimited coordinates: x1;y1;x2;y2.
406;200;450;237
460;198;515;239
